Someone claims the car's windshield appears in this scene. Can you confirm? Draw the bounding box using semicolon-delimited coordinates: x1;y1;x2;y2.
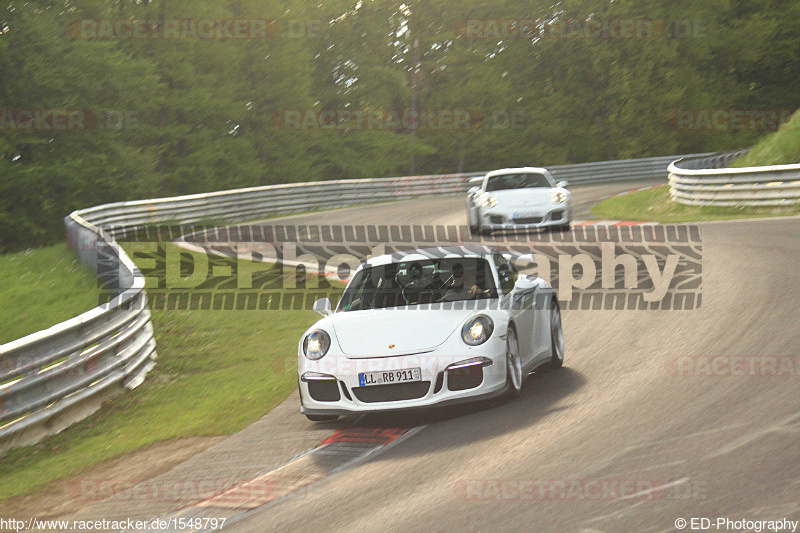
338;257;498;311
485;173;551;191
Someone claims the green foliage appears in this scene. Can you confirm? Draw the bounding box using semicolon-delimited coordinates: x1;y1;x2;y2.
1;0;799;252
731;109;800;166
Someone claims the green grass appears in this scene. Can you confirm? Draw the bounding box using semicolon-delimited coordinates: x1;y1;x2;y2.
0;244;103;345
0;243;344;502
731;110;800;167
591;185;800;223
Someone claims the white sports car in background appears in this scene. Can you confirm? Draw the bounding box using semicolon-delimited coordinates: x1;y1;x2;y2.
467;167;571;233
298;246;565;421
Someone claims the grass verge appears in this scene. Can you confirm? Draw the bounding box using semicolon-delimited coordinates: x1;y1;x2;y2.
0;241;343;502
591;185;800;223
0;244;103;345
731;110;800;167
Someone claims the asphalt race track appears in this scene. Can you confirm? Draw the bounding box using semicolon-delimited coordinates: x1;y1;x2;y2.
144;180;800;531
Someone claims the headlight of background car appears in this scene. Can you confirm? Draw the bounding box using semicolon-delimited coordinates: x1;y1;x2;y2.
551;190;567;203
461;315;494;346
303;330;331;360
480;194;498;208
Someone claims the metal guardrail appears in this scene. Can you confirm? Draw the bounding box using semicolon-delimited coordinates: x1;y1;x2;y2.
0;216;156;452
0;152;708;451
549;154;715;184
73;153;714;238
669;150;800;206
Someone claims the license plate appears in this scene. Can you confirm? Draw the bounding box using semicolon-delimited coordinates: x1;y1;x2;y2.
358;368;421;387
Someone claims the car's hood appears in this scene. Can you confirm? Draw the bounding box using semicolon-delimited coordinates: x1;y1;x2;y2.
330;308;477;358
491;188;555;209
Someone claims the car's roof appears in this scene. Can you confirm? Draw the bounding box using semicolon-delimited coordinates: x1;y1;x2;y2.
485;167;549;178
363;245;496;267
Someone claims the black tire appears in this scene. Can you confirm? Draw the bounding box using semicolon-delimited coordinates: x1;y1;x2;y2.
469;225;479;236
503;326;523;399
305;414;339;422
539;299;565;372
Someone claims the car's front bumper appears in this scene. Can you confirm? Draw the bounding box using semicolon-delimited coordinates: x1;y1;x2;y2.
301;385;508;415
298;342;509;415
478;205;571;230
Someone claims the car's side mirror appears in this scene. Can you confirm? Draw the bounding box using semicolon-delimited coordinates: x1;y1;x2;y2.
513;253;536;268
313;297;332;317
513;277;537;292
556;180;568;188
501;253;536;270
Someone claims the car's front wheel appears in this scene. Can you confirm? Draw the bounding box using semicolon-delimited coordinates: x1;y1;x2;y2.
539;299;565;371
503;326;523;398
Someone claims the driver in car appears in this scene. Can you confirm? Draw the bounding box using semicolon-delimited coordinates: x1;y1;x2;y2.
442;262;485;300
402;262;427;304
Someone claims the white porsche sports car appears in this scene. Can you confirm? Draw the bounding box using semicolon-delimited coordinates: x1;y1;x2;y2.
298;246;565;421
467;167;571;233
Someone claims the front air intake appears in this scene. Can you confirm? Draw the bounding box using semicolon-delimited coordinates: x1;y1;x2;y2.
352;381;431;403
447;365;484;391
307;379;341;402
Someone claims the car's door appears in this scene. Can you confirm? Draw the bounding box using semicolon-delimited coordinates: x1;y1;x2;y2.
529;279;554;366
494;253;536;366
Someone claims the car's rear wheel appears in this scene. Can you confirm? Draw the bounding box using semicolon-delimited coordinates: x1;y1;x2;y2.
540;299;565;371
306;414;339;422
503;326;523;398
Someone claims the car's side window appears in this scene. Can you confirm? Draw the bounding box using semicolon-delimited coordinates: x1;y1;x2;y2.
494;253;518;295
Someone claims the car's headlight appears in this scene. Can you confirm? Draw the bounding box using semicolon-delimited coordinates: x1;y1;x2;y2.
461;315;494;346
303;330;331;360
481;194;498;208
551;190;567;204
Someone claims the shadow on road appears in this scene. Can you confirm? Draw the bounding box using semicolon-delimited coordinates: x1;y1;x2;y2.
342;366;586;459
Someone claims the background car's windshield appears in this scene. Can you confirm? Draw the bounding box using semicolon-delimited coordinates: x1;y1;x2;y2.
485;173;551;191
338;257;498;311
